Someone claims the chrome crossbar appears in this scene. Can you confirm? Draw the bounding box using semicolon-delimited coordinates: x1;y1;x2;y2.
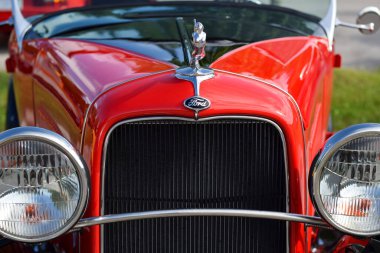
73;209;329;229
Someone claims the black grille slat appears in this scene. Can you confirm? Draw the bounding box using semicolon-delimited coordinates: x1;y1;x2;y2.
104;119;287;253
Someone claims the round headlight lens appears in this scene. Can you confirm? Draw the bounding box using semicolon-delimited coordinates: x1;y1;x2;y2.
313;124;380;236
0;127;89;242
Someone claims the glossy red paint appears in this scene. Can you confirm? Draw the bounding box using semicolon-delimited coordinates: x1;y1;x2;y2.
211;36;333;129
7;33;362;252
14;38;175;149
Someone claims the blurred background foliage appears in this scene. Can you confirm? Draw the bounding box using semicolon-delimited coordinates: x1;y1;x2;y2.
332;69;380;130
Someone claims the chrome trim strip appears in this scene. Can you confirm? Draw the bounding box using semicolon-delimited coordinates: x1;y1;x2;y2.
10;0;32;51
319;0;337;51
75;209;328;230
0;127;89;243
175;71;214;97
79;69;175;152
312;123;380;237
101;116;290;253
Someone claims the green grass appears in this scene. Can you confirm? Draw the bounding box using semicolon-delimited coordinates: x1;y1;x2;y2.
0;72;8;132
0;69;379;132
332;68;380;131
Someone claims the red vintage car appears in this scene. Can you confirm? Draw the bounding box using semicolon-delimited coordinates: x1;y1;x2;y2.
1;0;380;252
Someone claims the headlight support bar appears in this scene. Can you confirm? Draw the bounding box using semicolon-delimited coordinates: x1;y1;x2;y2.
73;209;329;230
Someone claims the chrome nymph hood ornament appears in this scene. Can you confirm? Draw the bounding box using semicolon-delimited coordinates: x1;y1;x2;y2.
175;19;215;118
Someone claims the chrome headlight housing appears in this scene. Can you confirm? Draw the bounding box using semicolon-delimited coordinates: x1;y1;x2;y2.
312;124;380;236
0;127;89;242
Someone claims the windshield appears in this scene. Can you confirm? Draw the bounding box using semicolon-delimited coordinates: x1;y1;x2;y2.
26;1;330;66
89;0;331;19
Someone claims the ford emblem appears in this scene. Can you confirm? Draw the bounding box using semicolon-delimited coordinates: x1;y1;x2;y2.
184;96;211;111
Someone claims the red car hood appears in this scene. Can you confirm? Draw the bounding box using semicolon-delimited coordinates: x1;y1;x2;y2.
31;36;332;140
211;36;333;128
33;38;176;103
35;36;330;99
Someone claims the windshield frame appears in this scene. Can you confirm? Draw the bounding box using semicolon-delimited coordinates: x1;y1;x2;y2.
26;1;325;35
31;1;326;23
24;0;336;50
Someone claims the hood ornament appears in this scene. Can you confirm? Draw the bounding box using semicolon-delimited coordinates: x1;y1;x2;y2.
190;20;207;71
175;19;215;118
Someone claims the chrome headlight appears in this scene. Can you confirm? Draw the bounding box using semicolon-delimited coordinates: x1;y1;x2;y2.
0;127;89;242
312;124;380;236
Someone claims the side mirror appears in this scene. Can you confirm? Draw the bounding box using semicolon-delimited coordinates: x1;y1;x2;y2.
357;6;380;35
336;6;380;35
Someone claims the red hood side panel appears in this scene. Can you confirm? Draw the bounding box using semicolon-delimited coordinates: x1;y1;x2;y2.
211;36;334;129
31;39;175;148
35;39;176;101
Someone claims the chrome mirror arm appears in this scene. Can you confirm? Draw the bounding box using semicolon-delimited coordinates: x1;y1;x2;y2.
10;0;31;51
336;6;380;35
336;18;375;32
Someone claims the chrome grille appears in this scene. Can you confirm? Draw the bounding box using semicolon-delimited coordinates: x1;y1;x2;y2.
103;118;287;253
